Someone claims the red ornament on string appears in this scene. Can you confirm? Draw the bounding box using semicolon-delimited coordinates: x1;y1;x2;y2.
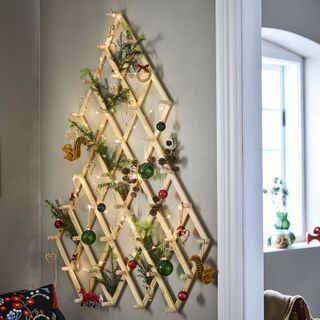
176;225;187;236
54;219;63;229
178;290;188;301
158;189;168;200
128;259;138;270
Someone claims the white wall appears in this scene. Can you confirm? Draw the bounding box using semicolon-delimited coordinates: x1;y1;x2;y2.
0;0;41;292
263;1;320;317
40;1;217;319
304;57;320;231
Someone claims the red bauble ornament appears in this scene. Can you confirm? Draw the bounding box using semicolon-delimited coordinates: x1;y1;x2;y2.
128;259;138;270
178;290;188;301
54;219;63;229
176;225;186;236
158;189;168;200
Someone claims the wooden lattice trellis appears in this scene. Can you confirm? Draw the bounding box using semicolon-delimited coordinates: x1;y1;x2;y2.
48;11;211;313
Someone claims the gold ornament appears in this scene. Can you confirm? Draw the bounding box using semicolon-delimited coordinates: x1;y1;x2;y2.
190;255;215;284
62;136;91;161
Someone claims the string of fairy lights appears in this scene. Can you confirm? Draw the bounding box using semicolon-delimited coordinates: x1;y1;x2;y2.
45;10;215;313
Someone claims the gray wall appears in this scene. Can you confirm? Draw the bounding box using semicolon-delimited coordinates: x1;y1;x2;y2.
263;0;320;317
265;248;320;317
0;0;41;292
262;0;320;44
40;1;217;319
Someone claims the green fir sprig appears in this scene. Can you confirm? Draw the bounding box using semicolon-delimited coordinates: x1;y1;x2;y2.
136;255;153;286
69;119;96;141
97;173;130;200
135;221;165;265
95;253;122;296
112;31;144;73
69;119;126;171
96;142;128;172
45;199;77;240
80;68;129;113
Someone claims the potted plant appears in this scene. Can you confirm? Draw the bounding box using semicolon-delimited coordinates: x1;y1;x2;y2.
263;177;295;248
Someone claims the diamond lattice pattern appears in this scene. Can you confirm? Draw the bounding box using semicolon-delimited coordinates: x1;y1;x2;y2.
48;11;211;313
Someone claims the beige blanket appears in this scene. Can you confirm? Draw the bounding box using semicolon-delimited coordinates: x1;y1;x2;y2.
265;290;316;320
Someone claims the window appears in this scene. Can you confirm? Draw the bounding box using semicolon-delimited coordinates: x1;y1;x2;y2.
262;40;304;241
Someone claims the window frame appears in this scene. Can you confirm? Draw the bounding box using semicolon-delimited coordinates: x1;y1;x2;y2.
262;39;306;242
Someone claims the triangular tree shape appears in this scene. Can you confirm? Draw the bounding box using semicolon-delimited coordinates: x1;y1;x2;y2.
47;10;214;313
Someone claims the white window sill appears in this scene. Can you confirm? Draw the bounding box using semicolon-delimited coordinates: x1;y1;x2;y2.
264;241;320;253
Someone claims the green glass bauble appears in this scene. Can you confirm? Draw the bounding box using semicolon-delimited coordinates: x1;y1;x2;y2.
138;163;155;179
81;230;96;245
97;203;106;213
156;121;166;132
157;260;174;276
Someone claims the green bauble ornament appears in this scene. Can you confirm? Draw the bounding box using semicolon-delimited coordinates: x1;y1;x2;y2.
157;260;173;276
81;230;96;245
97;203;106;213
156;121;166;132
138;163;155;179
